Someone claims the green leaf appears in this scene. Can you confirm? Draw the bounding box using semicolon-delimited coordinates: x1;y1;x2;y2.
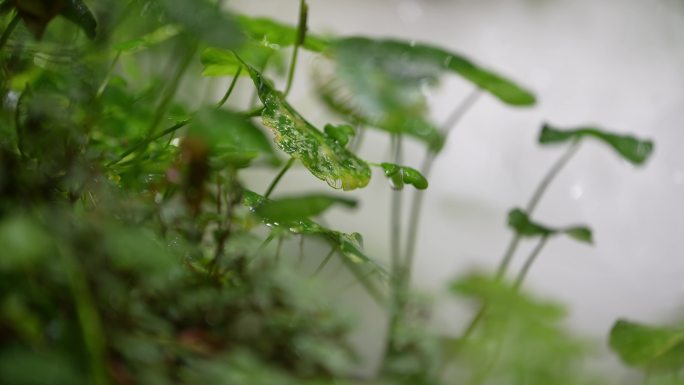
59;0;97;39
186;107;278;166
158;0;242;49
380;162;428;190
324;123;355;147
0;215;51;271
200;45;273;77
236;14;329;53
507;208;593;244
539;123;654;166
243;191;384;274
255;194;357;223
241;60;371;191
331;37;535;105
609;319;684;371
114;25;182;53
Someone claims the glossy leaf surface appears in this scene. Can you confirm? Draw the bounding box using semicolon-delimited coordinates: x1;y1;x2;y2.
242;61;371;191
539;123;654;166
609;319;684;371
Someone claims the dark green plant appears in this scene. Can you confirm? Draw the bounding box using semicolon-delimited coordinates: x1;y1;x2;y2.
0;1;663;384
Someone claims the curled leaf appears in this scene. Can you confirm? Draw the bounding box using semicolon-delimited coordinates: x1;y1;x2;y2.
380;163;428;190
539;123;654;166
323;123;355;147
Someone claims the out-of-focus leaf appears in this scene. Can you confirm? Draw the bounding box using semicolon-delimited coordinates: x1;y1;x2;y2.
380;162;428;190
332;37;535;106
242;61;371;191
324;123;355;147
200;45;272;77
539;123;654;166
507;208;593;244
609;319;684;371
255;194;357;223
0;348;82;385
114;25;182;53
158;0;242;49
105;226;176;275
0;215;51;271
236;14;329;53
59;0;97;39
186;107;278;166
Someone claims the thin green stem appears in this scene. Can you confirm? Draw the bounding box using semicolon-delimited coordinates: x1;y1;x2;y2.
495;139;580;279
216;66;242;108
0;13;19;51
512;236;548;291
107;119;190;167
264;157;295;198
404;89;481;283
275;236;284;264
95;51;121;99
284;0;308;97
312;246;337;276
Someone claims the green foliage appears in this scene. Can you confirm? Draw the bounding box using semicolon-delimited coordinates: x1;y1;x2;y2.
507;208;594;244
539;123;654;165
0;1;663;384
610;319;684;372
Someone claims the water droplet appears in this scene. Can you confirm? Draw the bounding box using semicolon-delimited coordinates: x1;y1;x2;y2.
170;137;180;147
570;184;584;200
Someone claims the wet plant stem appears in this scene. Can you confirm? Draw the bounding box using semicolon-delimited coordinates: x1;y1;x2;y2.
512;236;548;291
312;246;336;276
264;157;295;198
0;13;19;51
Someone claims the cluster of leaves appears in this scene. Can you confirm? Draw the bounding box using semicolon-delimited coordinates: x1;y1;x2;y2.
0;0;669;384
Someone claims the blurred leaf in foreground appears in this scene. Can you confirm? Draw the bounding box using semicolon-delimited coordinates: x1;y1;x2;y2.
610;319;684;372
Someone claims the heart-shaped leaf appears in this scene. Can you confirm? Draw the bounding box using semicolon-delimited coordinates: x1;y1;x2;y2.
380;162;428;190
609;319;684;371
241;60;371;191
507;208;593;244
539;123;654;166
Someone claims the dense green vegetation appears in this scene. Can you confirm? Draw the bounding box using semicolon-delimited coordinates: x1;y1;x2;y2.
0;1;673;384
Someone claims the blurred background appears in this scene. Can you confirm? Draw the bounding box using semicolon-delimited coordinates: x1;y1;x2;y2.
225;0;684;379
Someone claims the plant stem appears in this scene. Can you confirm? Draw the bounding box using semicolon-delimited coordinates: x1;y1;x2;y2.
284;0;308;97
108;119;190;166
403;89;481;279
0;13;19;52
495;139;580;279
264;157;295;198
312;246;336;276
512;236;548;291
216;66;242;108
95;51;121;99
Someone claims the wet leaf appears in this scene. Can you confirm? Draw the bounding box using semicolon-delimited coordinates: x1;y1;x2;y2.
380;162;428;190
241;60;371;191
186;107;278;165
609;319;684;371
158;0;241;49
507;208;593;244
539;123;654;166
255;194;357;223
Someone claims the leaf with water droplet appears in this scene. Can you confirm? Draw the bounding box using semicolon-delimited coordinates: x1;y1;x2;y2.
236;14;329;52
539;123;654;166
609;319;684;371
240;60;371;191
255;194;357;223
380;163;428;190
507;208;593;244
